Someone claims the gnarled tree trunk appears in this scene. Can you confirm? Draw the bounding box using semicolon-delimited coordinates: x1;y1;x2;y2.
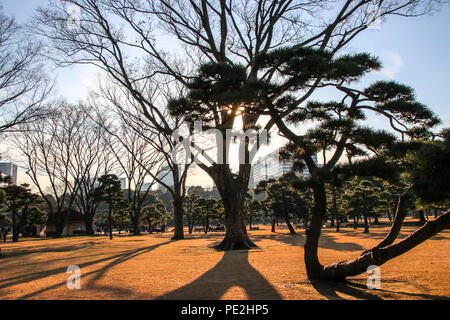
304;182;327;279
217;192;256;250
305;186;450;281
209;163;257;250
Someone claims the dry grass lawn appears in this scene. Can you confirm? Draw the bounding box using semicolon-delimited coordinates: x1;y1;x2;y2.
0;224;449;300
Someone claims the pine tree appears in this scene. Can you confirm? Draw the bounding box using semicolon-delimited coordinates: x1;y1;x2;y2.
91;175;124;240
1;184;42;242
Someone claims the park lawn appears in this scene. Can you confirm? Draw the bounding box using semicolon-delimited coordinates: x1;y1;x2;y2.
0;224;448;300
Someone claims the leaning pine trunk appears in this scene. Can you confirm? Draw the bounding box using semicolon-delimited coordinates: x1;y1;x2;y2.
318;210;450;280
304;182;327;279
305;182;450;281
284;216;296;235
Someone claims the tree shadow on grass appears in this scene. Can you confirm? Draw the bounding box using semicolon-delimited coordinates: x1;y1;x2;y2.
311;280;384;300
2;240;105;258
158;249;282;300
249;232;364;251
343;281;450;300
318;234;364;251
311;279;450;300
0;240;171;298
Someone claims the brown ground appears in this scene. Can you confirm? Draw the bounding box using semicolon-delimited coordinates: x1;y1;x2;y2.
0;223;449;300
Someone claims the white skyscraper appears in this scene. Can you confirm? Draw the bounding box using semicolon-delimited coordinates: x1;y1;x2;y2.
249;149;318;188
0;162;18;185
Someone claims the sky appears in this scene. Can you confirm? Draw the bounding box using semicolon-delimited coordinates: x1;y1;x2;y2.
2;0;450;188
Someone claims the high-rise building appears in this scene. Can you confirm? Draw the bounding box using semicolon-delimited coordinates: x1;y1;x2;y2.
249;149;318;188
0;162;18;185
156;166;175;191
119;177;127;190
142;182;153;191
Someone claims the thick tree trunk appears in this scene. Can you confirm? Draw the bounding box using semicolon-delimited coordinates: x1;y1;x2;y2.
363;215;369;233
418;210;426;224
54;210;68;238
217;195;256;250
271;219;276;232
304;182;327;279
108;204;113;240
211;164;256;250
204;217;209;235
373;216;379;224
84;214;94;236
336;216;340;232
187;215;193;234
172;199;184;240
131;212;140;236
387;209;393;223
12;211;18;242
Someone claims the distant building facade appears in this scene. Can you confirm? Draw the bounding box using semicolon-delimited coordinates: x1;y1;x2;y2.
156;166;175;191
45;209;86;236
142;182;153;191
249;149;318;188
119;177;127;190
0;162;18;185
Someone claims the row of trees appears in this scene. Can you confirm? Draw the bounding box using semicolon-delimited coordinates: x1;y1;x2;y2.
0;172;173;242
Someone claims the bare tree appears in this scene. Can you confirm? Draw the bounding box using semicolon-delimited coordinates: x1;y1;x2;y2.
90;77;191;239
12;102;115;237
65;107;117;235
99;109;164;235
0;10;52;135
12;103;83;237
